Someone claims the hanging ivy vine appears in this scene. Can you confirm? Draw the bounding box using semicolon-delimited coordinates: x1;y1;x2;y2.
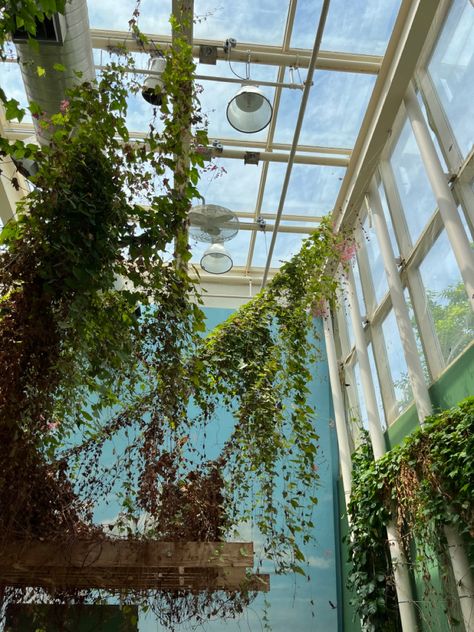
0;1;355;627
347;397;474;631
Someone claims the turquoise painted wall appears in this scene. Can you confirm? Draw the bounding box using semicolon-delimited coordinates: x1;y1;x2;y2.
138;307;340;631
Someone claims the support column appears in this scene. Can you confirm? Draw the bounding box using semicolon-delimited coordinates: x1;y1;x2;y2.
323;307;353;506
404;83;474;312
369;178;474;632
345;266;419;631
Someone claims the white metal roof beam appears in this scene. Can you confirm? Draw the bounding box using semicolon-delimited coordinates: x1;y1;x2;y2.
1;121;352;157
90;29;381;74
219;148;348;167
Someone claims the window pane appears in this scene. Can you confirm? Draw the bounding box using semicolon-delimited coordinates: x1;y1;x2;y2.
368;343;386;430
339;299;355;351
381;309;413;412
390;118;437;245
378;181;400;257
353;362;369;432
418;229;474;365
404;287;431;384
275;71;375;148
352;258;366;316
427;0;474;159
362;216;388;305
292;0;400;55
261;163;345;217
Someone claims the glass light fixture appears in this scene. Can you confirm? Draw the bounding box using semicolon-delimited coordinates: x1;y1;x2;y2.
200;242;233;274
226;85;273;134
142;56;166;105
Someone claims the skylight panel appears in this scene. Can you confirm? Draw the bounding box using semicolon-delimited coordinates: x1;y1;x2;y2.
291;0;401;56
260;163;345;217
193;0;287;46
251;230;307;268
87;0;172;33
275;70;376;148
197;158;262;213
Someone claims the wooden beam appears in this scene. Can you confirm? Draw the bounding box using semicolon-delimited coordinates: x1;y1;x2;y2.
1;540;254;569
0;540;270;591
0;565;270;592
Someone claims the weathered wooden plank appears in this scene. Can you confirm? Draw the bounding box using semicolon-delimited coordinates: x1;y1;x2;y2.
1;541;254;569
0;567;270;592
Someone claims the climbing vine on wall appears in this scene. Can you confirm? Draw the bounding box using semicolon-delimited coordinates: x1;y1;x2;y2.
347;397;474;631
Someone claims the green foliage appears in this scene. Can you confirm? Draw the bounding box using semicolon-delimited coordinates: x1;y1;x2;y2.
347;398;474;630
0;0;66;55
188;217;347;569
428;283;474;365
0;0;353;617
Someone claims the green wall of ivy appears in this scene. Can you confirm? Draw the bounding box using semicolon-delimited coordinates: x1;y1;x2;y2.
340;341;474;631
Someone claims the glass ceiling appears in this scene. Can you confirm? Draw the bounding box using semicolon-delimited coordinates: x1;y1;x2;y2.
0;0;402;276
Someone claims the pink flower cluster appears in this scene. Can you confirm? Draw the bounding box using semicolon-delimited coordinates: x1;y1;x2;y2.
336;239;357;263
311;299;329;318
59;99;70;113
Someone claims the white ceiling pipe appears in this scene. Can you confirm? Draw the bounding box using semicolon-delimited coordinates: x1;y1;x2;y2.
104;65;305;90
15;0;95;144
261;0;331;288
91;29;382;74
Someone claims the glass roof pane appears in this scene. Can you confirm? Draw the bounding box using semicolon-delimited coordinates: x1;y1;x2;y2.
197;158;262;213
275;70;376;148
291;0;401;55
251;230;307;268
193;0;288;46
87;0;172;33
260;163;345;216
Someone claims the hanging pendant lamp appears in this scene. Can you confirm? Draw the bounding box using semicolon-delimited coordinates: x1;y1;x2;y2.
226;85;273;134
200;242;233;274
142;56;166;105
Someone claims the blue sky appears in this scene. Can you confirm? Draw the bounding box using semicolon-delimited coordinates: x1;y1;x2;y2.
0;0;399;268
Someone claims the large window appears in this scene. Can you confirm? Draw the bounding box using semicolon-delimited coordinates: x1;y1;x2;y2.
427;0;474;159
381;309;413;413
389;118;437;245
418;229;474;365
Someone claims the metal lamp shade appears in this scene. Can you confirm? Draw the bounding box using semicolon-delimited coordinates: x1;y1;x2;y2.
226;85;273;133
200;242;233;274
142;57;166;105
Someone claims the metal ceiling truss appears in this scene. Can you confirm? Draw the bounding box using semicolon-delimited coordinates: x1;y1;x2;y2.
91;29;382;74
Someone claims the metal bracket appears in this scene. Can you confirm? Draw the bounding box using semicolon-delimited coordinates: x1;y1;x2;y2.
244;152;260;166
199;45;217;65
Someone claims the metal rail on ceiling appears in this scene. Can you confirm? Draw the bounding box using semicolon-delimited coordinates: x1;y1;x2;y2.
261;0;331;287
90;29;382;74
